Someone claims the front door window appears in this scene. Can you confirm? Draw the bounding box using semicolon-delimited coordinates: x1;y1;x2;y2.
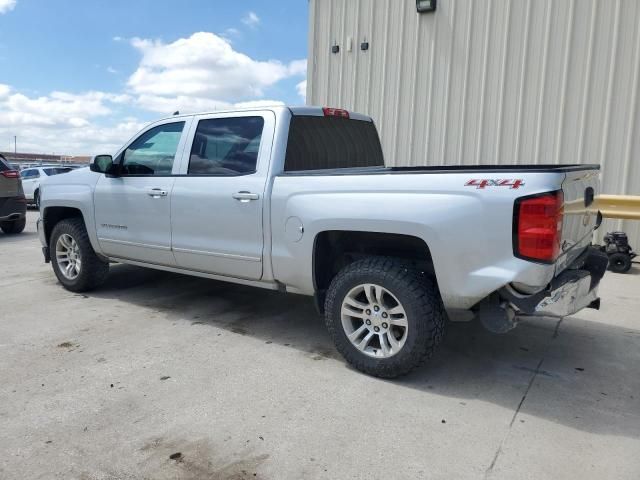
121;122;185;176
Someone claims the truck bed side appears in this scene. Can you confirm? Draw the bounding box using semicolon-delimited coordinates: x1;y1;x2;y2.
270;170;574;310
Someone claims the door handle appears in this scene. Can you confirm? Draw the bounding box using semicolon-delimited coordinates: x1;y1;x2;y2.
232;191;260;202
147;187;168;198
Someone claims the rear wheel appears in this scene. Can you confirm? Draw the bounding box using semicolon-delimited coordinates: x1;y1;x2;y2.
608;252;632;274
0;217;26;234
325;257;445;378
50;218;109;292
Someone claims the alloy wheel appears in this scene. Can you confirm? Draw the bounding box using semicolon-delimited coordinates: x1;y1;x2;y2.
55;233;82;280
340;283;409;358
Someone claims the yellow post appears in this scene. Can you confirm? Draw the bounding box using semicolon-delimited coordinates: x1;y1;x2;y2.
589;195;640;221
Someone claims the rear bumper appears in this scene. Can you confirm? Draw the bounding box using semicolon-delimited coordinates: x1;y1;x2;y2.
501;246;608;318
0;196;27;221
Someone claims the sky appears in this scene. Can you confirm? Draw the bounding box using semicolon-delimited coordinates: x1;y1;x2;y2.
0;0;309;155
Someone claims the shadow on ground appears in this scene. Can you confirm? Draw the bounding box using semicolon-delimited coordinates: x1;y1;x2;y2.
85;263;640;440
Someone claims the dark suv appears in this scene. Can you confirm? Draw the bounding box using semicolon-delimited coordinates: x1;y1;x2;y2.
0;154;27;234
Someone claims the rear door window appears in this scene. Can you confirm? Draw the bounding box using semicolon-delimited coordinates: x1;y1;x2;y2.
188;117;264;176
284;116;384;171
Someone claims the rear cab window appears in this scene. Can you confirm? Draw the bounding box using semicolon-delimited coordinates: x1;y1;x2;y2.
284;115;384;171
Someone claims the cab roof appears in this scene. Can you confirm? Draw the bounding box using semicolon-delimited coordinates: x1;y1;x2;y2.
157;105;374;123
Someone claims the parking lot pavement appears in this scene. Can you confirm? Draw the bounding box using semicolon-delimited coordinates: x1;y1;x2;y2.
1;211;639;480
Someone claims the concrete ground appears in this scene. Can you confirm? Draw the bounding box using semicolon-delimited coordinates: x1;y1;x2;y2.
1;211;639;480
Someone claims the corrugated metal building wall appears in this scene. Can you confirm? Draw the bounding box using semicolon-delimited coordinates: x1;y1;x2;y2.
307;0;640;245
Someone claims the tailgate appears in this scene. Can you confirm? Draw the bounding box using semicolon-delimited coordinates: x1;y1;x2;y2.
558;168;600;272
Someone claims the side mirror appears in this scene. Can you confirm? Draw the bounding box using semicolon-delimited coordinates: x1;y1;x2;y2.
90;155;116;175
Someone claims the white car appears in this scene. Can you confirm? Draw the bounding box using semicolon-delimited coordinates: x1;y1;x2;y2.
20;166;72;207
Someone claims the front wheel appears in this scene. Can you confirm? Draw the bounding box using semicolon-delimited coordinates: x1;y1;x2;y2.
324;257;445;378
50;218;109;292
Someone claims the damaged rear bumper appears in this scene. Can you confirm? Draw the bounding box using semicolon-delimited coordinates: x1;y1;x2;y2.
501;246;608;318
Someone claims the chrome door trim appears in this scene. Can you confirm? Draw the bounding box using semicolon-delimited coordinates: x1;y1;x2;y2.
171;247;261;262
98;237;172;251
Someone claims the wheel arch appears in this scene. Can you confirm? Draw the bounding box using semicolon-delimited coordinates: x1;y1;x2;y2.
312;230;437;313
43;206;93;249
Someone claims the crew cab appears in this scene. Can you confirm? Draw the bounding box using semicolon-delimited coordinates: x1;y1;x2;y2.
37;106;607;377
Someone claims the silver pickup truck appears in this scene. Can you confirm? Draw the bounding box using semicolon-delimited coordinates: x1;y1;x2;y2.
37;106;607;377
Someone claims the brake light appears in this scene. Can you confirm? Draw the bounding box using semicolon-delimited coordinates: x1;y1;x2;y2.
1;170;20;178
322;107;350;118
515;191;564;262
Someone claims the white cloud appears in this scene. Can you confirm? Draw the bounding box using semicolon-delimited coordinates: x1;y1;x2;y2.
112;36;123;42
107;66;118;74
0;0;16;14
134;94;284;114
241;11;260;28
0;88;141;154
296;80;307;101
126;32;305;113
0;31;307;154
222;28;240;40
288;59;307;76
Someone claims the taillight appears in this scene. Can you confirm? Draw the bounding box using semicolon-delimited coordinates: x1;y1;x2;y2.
322;107;350;118
514;191;564;263
1;170;20;178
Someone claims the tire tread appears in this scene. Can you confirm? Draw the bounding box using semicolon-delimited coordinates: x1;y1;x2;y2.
50;218;109;292
324;256;445;378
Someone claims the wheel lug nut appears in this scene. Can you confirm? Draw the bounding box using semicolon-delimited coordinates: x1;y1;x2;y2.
374;326;380;332
365;319;371;325
366;309;371;315
382;312;388;318
382;323;388;329
374;306;380;312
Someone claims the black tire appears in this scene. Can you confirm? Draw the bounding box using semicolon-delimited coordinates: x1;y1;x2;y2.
0;217;26;234
50;218;109;292
608;252;632;274
325;257;446;378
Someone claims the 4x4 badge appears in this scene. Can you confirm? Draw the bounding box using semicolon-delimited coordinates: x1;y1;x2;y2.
465;179;525;189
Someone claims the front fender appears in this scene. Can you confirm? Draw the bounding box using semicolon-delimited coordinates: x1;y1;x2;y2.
41;181;102;255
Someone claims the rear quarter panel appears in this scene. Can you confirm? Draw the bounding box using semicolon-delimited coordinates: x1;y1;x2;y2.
271;171;567;309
